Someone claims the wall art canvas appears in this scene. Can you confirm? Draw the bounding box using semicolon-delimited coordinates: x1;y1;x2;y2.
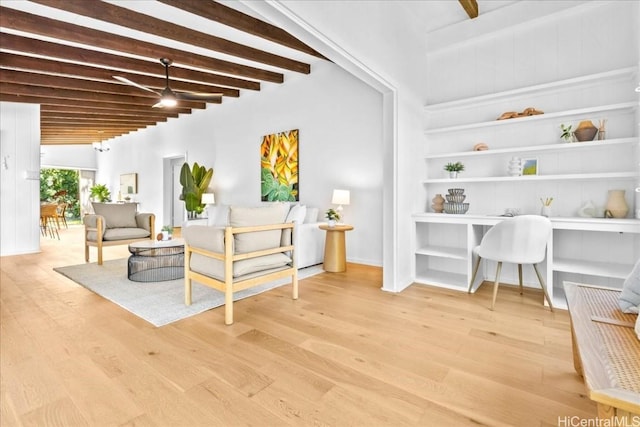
522;158;538;176
120;173;138;195
261;129;299;201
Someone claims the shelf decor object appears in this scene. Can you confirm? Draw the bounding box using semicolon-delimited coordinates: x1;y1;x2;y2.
444;188;469;214
431;193;445;213
507;157;523;176
522;158;538;176
604;190;629;218
574;120;598;142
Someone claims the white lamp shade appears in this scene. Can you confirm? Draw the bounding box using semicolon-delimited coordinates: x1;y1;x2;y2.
201;193;215;204
332;189;350;205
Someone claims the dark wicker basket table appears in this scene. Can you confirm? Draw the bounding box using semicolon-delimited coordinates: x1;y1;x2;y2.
128;238;185;282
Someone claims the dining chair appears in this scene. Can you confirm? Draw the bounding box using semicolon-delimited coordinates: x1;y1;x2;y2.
55;202;68;229
467;215;553;311
40;203;59;239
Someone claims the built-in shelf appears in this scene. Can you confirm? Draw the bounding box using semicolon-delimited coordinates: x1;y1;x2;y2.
424;137;638;159
416;245;466;260
414;270;467;290
422;171;638;184
424;67;638;112
417;66;639;308
553;258;633;279
424;102;637;135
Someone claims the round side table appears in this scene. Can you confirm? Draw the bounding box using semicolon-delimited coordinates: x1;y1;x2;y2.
318;224;354;272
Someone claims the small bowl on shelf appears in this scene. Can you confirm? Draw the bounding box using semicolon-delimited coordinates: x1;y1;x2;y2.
444;202;469;214
445;194;466;203
448;188;465;195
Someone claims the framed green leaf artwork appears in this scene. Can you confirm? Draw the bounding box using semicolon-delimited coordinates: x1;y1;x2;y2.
260;129;299;202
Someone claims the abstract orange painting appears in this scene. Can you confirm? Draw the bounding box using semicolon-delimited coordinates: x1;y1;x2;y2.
260;129;299;201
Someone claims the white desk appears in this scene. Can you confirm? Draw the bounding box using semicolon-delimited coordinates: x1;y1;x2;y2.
412;213;640;309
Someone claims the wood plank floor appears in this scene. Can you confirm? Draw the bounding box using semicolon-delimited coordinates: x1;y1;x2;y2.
1;225;596;426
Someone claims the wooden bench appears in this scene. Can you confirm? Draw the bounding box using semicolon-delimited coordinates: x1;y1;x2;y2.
564;282;640;424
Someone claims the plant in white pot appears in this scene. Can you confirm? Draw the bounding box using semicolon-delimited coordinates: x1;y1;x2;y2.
444;161;465;179
161;225;173;240
325;208;341;227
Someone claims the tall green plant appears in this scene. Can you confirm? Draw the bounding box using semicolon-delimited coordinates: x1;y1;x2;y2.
179;162;213;216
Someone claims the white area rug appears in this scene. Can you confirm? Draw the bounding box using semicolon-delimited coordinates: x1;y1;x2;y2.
54;258;322;327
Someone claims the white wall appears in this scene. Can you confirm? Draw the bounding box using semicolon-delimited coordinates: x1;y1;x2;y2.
0;102;41;256
40;144;96;170
95;60;384;266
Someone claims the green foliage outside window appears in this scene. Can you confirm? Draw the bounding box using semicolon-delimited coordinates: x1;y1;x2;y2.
40;168;80;219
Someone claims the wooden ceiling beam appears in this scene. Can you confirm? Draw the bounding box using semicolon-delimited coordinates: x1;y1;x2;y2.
41;113;168;123
0;69;157;99
0;82;207;109
0;69;221;105
458;0;479;19
0;6;282;84
0;33;260;91
0;93;194;115
31;0;311;74
42;119;162;128
0;53;241;98
157;0;326;60
41;105;179;119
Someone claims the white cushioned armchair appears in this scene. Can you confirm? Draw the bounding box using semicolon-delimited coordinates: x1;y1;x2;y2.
183;204;298;325
84;202;155;265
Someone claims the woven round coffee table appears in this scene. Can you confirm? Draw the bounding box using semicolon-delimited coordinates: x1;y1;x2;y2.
127;238;185;282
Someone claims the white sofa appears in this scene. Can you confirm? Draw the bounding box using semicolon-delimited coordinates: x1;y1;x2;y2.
199;202;325;269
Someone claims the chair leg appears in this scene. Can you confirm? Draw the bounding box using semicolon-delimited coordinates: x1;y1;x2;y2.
224;285;234;325
518;264;523;295
468;256;482;293
491;262;502;311
532;263;554;312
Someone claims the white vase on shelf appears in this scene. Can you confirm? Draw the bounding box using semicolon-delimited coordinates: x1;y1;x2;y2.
507;157;522;177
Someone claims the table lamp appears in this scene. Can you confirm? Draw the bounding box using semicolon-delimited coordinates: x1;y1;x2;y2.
201;193;215;218
332;189;350;222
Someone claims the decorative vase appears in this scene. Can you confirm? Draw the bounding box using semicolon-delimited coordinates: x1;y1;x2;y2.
574;120;598;142
328;219;336;227
604;189;629;218
507;157;522;177
449;171;458;179
161;231;170;241
432;194;445;213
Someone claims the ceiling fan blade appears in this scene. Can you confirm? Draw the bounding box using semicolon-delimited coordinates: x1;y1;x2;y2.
113;75;160;95
175;92;223;102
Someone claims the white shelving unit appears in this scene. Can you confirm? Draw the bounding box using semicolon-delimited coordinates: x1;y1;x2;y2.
414;66;640;309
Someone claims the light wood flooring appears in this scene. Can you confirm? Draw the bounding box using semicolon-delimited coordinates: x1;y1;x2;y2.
1;225;596;426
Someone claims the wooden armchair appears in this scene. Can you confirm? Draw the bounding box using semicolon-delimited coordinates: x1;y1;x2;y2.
84;202;155;265
183;204;298;325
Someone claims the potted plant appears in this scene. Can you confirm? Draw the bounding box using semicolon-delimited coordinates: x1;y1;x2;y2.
179;162;213;219
89;184;111;202
161;225;173;240
325;208;340;227
444;161;465;179
560;124;574;142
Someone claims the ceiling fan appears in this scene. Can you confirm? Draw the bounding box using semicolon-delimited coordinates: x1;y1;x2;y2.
114;58;223;108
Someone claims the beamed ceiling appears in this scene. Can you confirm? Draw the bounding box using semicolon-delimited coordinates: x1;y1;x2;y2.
0;0;327;145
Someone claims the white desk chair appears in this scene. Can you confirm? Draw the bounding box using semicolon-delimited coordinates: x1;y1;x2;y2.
467;215;553;311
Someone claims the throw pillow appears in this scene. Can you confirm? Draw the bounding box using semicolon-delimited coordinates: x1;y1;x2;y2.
92;202;137;229
619;258;640;314
229;204;289;253
286;204;307;223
